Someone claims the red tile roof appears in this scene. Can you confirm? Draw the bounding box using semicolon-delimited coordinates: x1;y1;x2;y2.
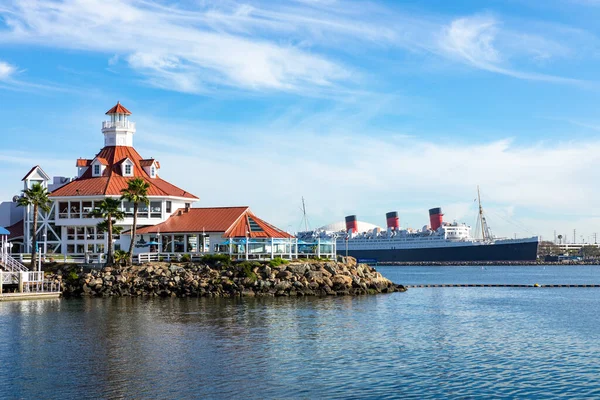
225;211;294;238
135;207;293;238
4;219;24;240
76;159;92;167
105;101;132;115
139;159;157;167
50;146;197;199
95;157;109;166
136;207;249;234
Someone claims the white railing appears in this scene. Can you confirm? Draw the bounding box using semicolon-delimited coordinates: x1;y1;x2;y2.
0;271;19;285
1;271;61;293
136;251;335;264
137;253;207;264
102;121;135;130
0;254;29;272
10;253;105;264
23;274;61;293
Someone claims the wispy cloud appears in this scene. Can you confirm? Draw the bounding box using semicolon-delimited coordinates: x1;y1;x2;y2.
0;59;73;93
0;60;16;80
119;112;600;239
438;15;584;84
0;0;356;94
0;1;589;95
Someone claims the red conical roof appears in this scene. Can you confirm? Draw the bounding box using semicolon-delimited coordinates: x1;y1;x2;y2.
105;101;132;115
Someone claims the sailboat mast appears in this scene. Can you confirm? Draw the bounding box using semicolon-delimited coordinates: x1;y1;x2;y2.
302;197;308;231
477;186;486;240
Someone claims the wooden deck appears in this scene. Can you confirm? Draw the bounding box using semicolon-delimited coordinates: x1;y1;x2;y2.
0;292;61;301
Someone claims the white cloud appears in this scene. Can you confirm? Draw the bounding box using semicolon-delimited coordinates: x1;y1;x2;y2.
0;59;72;92
0;60;16;80
437;15;584;84
440;16;501;65
0;1;586;95
0;0;353;94
3;107;600;240
120;114;600;240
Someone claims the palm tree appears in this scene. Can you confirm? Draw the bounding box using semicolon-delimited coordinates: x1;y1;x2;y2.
17;183;52;269
90;198;125;265
121;178;150;266
96;221;124;237
113;250;129;266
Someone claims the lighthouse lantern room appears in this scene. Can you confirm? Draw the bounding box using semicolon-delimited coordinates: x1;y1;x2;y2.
101;101;136;147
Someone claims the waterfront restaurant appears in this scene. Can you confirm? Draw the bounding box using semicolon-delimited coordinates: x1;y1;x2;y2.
1;102;317;263
133;206;299;262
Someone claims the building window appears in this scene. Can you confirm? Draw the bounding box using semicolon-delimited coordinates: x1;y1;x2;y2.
150;201;162;218
94;165;100;175
138;202;149;217
174;235;185;252
123;201;134;217
59;202;69;219
71;202;81;219
166;201;172;213
125;164;132;176
151;166;156;177
82;201;93;218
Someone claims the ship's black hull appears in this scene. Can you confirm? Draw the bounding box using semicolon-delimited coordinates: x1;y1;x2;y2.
337;240;539;262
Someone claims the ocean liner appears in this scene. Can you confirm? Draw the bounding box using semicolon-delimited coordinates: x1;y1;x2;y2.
301;192;539;262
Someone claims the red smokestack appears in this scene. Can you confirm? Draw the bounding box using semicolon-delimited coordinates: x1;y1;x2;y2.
386;211;399;230
429;207;443;231
345;215;358;233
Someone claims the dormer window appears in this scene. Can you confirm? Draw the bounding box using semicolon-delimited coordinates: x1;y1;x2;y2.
121;158;134;177
141;159;159;178
91;157;107;176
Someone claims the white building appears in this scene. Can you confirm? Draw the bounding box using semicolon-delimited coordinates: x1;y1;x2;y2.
2;103;299;262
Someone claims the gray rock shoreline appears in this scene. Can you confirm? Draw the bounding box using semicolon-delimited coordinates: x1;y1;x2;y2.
48;257;406;298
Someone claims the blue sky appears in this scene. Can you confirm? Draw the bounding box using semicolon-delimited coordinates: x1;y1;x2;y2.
2;0;600;243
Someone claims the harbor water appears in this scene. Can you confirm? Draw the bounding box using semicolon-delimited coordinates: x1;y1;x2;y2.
2;265;600;399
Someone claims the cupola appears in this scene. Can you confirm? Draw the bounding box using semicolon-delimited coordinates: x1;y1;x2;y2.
102;101;136;147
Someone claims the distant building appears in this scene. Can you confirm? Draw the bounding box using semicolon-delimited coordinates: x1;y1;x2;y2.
557;243;599;254
1;103;296;261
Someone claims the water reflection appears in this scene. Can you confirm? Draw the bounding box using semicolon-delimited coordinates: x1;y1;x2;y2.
2;271;600;399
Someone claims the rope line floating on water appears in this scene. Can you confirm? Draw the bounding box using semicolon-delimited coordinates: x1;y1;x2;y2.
404;284;600;288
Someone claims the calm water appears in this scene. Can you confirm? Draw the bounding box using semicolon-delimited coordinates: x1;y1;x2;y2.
2;265;600;399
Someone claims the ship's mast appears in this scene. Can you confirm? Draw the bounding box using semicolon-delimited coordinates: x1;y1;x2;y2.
301;197;309;232
477;186;491;241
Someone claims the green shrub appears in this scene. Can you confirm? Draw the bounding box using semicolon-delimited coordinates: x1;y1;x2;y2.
269;257;289;268
66;269;79;284
201;254;231;267
309;257;331;262
237;261;259;282
180;254;191;262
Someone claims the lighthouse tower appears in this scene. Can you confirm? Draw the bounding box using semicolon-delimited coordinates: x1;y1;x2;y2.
102;101;136;147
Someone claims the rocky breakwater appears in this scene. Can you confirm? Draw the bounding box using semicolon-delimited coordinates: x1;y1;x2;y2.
51;256;406;298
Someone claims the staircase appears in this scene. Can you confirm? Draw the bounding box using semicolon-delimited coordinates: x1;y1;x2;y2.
1;254;29;285
1;254;29;272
